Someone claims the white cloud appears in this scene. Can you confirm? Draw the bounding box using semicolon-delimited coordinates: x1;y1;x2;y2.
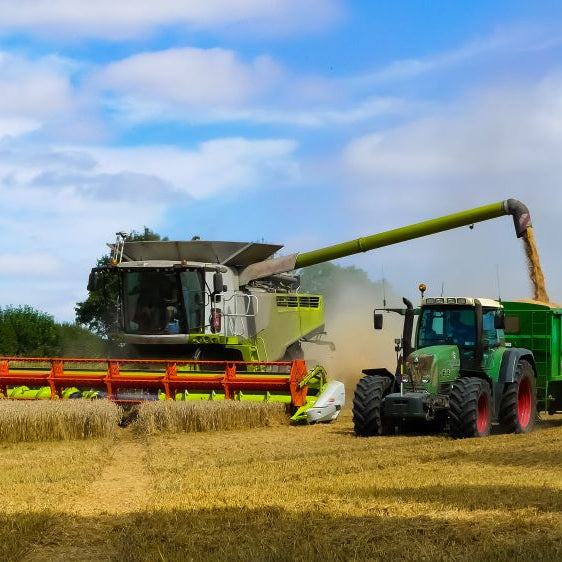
0;51;74;118
0;117;41;139
93;47;283;108
92;47;411;127
87;138;299;198
0;0;343;39
351;27;561;86
344;75;562;182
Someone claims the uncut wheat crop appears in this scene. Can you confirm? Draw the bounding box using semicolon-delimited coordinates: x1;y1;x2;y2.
134;400;288;435
0;400;121;442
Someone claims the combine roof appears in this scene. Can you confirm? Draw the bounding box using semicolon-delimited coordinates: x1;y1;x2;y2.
121;240;282;267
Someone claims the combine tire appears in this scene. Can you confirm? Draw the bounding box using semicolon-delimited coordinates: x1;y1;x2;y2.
352;375;393;436
449;377;491;438
499;359;536;433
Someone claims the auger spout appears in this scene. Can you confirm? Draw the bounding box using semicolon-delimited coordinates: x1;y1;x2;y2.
239;199;531;284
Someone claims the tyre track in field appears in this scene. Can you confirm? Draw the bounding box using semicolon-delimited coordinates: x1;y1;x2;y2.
23;430;151;562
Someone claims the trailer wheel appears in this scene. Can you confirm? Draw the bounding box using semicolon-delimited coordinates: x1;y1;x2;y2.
449;377;491;438
499;359;536;433
352;375;393;436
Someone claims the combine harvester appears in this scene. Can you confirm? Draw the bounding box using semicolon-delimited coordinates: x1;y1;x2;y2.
0;200;534;424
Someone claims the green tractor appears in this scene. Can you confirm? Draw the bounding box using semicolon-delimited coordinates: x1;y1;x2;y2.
353;293;537;438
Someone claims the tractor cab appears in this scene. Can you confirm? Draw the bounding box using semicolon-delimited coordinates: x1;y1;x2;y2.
413;297;505;380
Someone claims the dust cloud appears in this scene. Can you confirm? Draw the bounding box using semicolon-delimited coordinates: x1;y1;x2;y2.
522;227;549;303
302;280;405;396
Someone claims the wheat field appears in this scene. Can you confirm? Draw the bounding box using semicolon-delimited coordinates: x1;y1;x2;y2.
0;400;120;442
133;400;288;435
1;413;562;561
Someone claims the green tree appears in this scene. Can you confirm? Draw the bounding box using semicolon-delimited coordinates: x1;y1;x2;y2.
0;309;17;355
75;227;167;337
0;306;59;357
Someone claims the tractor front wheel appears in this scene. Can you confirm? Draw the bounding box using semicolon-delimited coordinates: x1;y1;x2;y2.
449;377;492;438
352;375;393;436
499;359;536;433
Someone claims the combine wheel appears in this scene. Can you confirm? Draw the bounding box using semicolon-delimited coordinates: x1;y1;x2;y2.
449;377;491;438
499;359;536;433
352;375;393;436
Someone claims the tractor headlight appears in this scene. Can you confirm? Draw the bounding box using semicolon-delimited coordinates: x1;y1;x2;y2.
401;373;410;383
421;374;431;384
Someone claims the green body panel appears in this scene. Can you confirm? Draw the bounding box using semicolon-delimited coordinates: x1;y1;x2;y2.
250;293;324;361
295;201;508;268
502;301;562;410
405;346;460;393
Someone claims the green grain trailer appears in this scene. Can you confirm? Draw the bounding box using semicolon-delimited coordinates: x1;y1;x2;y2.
503;301;562;415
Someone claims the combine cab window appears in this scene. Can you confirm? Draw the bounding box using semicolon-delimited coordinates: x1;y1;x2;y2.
123;271;178;334
418;307;476;348
180;271;205;332
122;269;204;335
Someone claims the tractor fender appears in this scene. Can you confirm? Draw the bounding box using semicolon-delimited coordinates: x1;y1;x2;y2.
493;349;536;420
361;368;395;381
360;368;396;394
499;349;536;383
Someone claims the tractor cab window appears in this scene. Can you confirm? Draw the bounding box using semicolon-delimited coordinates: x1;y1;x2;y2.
482;308;502;347
418;307;476;348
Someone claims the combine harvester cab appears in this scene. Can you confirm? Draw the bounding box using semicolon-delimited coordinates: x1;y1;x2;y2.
0;199;536;426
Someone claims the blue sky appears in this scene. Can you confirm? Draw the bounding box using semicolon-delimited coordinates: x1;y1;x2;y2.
0;1;561;320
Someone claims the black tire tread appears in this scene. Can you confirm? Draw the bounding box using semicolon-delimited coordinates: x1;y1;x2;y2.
352;375;393;436
449;377;491;439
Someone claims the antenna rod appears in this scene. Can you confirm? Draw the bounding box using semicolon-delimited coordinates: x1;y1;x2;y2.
382;266;387;308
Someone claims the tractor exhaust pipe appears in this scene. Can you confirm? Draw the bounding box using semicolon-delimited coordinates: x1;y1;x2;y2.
402;298;414;360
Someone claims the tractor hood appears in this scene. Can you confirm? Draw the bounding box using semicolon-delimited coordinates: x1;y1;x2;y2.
404;346;461;393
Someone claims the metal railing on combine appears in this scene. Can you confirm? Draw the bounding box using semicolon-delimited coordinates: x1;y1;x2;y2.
217;292;258;337
0;357;309;406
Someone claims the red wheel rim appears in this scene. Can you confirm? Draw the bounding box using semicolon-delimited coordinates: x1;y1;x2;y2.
476;393;489;434
517;376;532;428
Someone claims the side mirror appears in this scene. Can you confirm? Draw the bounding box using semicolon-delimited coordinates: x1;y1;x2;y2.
494;312;505;330
374;313;383;330
87;270;99;292
213;272;224;294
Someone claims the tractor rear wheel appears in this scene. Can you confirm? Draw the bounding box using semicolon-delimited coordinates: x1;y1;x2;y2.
499;359;536;433
352;375;393;436
449;377;492;438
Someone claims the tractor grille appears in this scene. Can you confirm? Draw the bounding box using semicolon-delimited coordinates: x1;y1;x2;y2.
404;355;434;388
277;295;321;309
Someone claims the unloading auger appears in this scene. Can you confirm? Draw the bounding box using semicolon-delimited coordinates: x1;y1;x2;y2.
0;199;531;424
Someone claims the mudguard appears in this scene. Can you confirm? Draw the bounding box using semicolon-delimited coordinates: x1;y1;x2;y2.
361;368;394;380
492;348;536;419
499;349;535;383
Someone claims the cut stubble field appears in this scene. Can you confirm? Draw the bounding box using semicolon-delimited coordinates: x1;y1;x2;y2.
2;413;562;562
